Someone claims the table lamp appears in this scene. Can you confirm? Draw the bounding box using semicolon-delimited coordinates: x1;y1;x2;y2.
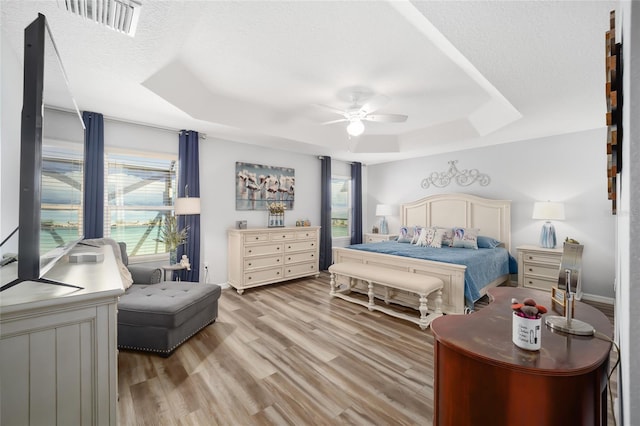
532;201;564;248
375;204;392;235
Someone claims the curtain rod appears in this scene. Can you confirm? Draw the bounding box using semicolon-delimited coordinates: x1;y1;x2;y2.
45;105;207;139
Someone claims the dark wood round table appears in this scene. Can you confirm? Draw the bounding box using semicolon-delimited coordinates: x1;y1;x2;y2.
431;287;613;426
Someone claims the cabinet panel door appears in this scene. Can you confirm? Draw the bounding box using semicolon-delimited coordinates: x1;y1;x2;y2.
245;267;283;285
285;262;317;277
285;251;316;264
285;241;317;252
244;255;283;270
244;243;283;257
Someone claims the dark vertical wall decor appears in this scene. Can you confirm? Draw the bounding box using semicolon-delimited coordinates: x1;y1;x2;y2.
319;156;332;270
177;130;201;282
350;162;363;245
82;111;104;238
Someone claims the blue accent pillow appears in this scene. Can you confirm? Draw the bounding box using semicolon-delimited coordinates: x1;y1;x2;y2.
477;235;502;249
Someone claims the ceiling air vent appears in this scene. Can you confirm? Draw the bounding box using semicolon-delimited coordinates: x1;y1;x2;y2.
58;0;142;37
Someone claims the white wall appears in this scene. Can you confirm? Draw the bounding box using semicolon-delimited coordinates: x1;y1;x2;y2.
366;129;615;300
618;1;639;424
1;28;23;256
199;138;321;285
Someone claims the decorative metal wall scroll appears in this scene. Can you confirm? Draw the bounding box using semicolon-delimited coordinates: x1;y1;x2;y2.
606;10;622;215
421;160;490;189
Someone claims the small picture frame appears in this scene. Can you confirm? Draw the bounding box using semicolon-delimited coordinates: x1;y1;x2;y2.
236;220;247;229
551;287;575;317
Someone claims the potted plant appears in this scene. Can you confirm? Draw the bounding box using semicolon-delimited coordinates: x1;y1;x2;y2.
156;215;188;264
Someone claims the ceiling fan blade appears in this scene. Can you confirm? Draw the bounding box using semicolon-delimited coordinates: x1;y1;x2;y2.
364;113;408;123
321;118;348;125
359;94;390;115
311;103;347;116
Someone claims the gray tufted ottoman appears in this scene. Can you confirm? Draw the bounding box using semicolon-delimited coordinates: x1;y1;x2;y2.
117;281;221;356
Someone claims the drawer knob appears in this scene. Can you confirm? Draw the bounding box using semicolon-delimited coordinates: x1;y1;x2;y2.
311;243;315;247
248;250;252;253
255;237;259;240
277;259;280;262
288;246;291;249
528;268;533;272
288;257;292;260
248;262;252;266
277;247;280;250
288;269;291;273
528;256;533;260
248;276;252;280
277;271;280;275
282;235;286;238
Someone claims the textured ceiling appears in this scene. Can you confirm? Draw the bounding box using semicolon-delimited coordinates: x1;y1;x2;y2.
1;0;615;164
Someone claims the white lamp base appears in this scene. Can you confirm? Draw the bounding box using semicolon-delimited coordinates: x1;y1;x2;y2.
539;221;557;248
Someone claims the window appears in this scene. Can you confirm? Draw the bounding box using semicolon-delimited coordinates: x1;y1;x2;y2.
104;151;177;257
331;177;350;238
41;144;84;253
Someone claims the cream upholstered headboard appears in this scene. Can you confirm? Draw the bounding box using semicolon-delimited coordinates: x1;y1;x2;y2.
401;193;511;252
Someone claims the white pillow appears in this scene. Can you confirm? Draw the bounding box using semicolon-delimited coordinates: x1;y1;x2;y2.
451;227;480;249
416;227;445;248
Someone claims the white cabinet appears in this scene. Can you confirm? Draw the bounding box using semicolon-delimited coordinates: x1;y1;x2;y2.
517;245;563;291
228;227;320;294
364;233;398;243
0;245;123;426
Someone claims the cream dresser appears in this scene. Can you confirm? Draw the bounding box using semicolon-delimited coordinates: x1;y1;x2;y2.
517;245;563;291
228;226;320;294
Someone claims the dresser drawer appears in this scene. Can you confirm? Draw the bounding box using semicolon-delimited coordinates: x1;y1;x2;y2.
244;255;283;270
522;263;559;279
521;252;561;266
284;262;317;277
244;233;270;243
285;251;316;264
523;276;556;291
245;267;283;284
296;230;317;240
244;243;283;257
285;240;317;252
270;231;297;241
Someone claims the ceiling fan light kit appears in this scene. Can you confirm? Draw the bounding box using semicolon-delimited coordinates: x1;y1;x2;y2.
317;87;407;138
347;119;365;137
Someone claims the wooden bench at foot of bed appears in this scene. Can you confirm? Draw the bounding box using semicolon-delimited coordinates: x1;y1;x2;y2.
328;262;444;330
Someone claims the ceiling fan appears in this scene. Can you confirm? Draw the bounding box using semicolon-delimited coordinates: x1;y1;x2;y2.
315;89;408;137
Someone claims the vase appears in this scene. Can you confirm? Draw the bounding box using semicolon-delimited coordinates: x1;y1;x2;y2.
169;249;178;265
268;212;284;228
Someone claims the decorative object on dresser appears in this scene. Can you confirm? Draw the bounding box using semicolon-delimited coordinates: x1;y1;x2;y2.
236;162;295;211
517;245;563;292
267;202;286;228
532;200;565;248
227;227;320;294
375;204;392;235
364;233;398;243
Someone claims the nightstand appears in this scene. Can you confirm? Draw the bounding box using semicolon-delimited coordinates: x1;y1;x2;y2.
517;245;563;291
364;233;398;243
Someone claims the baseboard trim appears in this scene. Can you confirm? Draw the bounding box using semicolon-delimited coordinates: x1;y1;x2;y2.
580;292;614;305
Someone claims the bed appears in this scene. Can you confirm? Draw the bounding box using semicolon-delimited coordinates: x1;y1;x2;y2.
332;193;515;315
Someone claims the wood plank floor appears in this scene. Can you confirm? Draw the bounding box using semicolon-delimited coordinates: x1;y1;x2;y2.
117;273;617;425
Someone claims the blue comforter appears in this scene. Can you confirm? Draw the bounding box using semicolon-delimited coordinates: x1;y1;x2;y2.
346;241;518;304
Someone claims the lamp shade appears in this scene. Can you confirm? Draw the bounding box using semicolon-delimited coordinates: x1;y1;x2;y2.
175;197;201;215
375;204;393;217
532;201;565;221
